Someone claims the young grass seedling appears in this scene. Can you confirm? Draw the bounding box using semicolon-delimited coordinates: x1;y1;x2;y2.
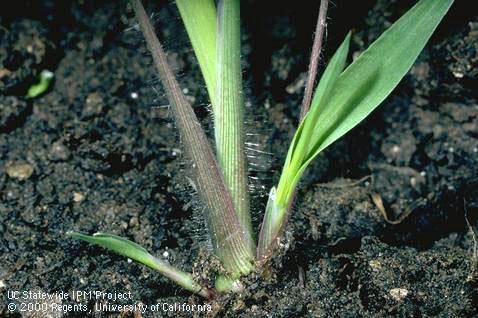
70;0;453;298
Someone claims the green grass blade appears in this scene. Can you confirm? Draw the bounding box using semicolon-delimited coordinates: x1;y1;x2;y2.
68;231;212;298
177;0;253;250
303;32;351;155
258;0;453;262
278;32;351;202
285;0;452;207
216;0;254;251
257;33;350;260
176;0;217;111
131;0;254;277
307;0;453;160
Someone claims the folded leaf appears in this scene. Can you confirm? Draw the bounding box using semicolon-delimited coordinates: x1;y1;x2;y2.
215;0;253;249
68;231;211;297
277;32;351;204
308;0;453;161
131;0;254;277
176;0;217;110
258;0;454;262
280;0;453;206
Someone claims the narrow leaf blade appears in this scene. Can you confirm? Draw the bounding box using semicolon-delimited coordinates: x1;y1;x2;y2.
305;31;351;157
215;0;253;250
68;231;211;297
68;232;151;261
260;19;352;263
260;0;453;262
276;32;351;205
176;0;217;111
309;0;453;158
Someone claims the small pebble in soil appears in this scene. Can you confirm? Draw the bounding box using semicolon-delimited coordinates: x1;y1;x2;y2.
369;259;382;272
452;71;464;78
0;279;5;289
73;192;85;203
410;177;417;187
130;92;138;99
389;288;409;302
391;145;401;153
5;162;34;180
0;68;11;79
286;73;306;94
48;140;70;161
129;216;139;228
82;92;104;117
232;300;246;311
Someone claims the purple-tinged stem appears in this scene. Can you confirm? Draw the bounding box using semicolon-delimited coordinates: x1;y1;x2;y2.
131;0;254;276
299;0;329;121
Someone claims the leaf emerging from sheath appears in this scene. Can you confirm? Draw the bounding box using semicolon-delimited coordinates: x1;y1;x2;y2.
258;0;454;261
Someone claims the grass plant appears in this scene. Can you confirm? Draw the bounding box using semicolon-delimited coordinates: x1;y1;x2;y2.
69;0;454;298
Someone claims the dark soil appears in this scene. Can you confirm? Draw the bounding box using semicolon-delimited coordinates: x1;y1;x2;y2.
1;0;477;317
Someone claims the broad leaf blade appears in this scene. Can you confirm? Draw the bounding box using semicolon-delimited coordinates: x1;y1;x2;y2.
260;0;453;262
276;32;351;204
68;232;152;262
308;0;453;159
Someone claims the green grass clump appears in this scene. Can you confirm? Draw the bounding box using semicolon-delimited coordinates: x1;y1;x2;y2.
70;0;453;297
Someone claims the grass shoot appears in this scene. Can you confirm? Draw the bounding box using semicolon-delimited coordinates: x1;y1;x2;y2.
70;0;454;298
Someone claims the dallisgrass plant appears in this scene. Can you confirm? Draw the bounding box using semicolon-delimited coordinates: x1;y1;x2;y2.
68;0;453;297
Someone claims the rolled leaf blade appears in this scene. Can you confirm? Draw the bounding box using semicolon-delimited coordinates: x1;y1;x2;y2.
258;32;351;261
281;0;453;206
